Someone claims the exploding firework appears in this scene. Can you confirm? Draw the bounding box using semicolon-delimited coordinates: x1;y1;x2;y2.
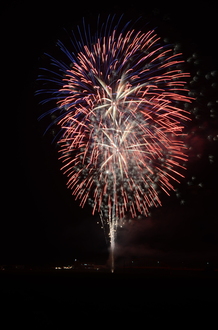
37;16;192;271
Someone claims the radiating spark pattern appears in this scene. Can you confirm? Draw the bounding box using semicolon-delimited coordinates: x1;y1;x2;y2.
38;18;192;261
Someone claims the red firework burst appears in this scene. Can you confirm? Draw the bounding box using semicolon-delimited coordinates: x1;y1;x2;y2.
38;17;192;251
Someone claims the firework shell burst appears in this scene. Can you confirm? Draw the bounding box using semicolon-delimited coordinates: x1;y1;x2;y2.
38;16;192;237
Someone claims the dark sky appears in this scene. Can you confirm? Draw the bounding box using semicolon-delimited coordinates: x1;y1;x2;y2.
1;1;218;266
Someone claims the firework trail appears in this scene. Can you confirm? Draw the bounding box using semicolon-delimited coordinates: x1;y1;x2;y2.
38;16;192;271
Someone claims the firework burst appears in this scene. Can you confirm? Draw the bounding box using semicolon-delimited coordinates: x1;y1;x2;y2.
38;16;192;270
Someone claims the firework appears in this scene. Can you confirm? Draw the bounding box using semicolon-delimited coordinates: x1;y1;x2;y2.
38;16;192;271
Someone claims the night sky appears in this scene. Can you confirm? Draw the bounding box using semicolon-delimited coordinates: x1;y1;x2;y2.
1;0;218;267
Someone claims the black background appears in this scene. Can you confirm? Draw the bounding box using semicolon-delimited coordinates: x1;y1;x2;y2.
1;0;218;267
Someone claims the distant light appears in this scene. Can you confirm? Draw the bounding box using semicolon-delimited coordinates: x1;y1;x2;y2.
157;261;160;264
63;265;73;269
